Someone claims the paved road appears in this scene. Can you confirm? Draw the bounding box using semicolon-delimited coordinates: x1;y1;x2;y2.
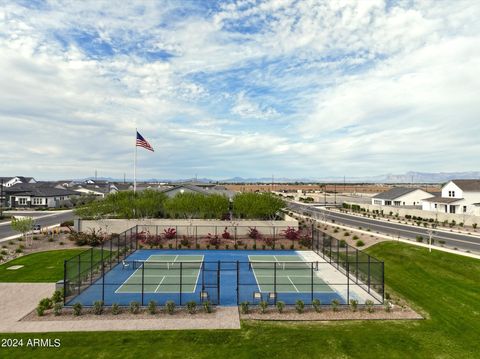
0;211;75;241
287;202;480;254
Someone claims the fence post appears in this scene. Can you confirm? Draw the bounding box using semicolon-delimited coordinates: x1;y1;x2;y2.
135;225;138;250
180;262;183;306
175;225;178;249
217;261;220;305
90;248;93;285
109;237;113;269
234;226;237;242
356;249;359;284
346;261;350;304
311;262;314;303
381;261;385;303
345;244;349;271
273;262;277;305
367;256;371;293
116;234;119;260
77;254;81;295
101;247;105;303
141;263;145;306
236;261;239;304
63;260;67;306
195;226;198;248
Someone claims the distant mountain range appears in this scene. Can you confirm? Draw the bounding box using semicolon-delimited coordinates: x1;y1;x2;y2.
77;171;480;184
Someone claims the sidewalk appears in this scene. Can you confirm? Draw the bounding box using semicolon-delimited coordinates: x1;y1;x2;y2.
0;283;241;333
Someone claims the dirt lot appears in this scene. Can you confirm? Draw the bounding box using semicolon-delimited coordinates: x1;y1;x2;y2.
224;183;441;194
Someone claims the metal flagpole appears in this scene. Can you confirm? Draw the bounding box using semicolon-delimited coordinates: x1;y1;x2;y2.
133;127;137;193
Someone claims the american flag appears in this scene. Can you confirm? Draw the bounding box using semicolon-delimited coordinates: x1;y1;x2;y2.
136;131;154;152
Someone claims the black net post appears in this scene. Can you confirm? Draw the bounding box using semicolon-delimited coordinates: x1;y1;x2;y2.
141;263;145;306
124;232;127;257
179;262;183;306
234;226;237;242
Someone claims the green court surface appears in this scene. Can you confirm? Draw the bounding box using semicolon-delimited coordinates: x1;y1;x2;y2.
116;255;203;293
248;254;334;293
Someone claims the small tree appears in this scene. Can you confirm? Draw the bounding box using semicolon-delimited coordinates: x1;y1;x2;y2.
11;217;35;246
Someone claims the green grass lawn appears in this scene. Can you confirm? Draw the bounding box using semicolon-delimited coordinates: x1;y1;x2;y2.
0;249;87;282
0;242;479;358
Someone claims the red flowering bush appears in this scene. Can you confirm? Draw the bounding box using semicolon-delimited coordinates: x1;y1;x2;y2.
222;227;232;239
163;228;177;240
248;227;262;240
206;233;221;246
283;227;300;241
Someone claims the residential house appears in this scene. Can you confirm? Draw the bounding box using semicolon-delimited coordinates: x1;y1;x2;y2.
5;183;77;208
0;176;37;187
421;179;480;215
371;187;434;206
161;184;236;199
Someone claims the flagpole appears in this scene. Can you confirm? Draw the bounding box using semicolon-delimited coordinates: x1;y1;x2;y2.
134;127;137;193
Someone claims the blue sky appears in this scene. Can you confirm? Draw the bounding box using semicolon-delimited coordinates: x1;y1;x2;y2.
0;0;479;180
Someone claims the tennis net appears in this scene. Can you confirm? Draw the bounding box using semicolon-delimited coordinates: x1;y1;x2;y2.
249;261;318;271
132;260;203;270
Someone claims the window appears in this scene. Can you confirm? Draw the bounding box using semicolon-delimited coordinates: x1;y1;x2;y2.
385;200;392;205
18;198;27;205
452;191;455;197
448;191;451;197
394;201;401;206
463;206;467;212
449;206;456;214
33;198;43;205
434;204;437;209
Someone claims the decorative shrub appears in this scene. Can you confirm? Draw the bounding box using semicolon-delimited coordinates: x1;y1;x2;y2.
203;301;212;313
180;236;190;246
240;301;250;314
148;300;157;315
222;227;231;239
92;300;104;315
36;305;45;316
365;299;374;313
163;228;177;240
129;301;140;314
165;300;175;315
473;223;477;230
264;237;274;247
385;302;392;313
295;300;305;314
143;234;161;248
416;236;423;242
39;297;53;310
283;227;300;241
111;303;120;315
259;300;268;314
207;233;221;246
299;235;311;248
276;301;285;313
53;303;62;316
331;299;340;312
352;235;359;240
186;301;197;314
349;299;358;312
356;240;365;247
248;227;262;240
73;302;83;316
312;299;321;313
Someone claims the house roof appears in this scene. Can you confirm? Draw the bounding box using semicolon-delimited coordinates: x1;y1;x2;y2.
422;196;463;204
5;183;76;197
450;179;480;192
372;187;422;200
161;184;236;198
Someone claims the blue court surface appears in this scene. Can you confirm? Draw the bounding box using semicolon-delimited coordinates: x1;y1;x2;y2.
68;250;346;307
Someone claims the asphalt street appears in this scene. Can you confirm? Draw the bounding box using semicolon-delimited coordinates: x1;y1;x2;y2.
287;202;480;254
0;210;75;241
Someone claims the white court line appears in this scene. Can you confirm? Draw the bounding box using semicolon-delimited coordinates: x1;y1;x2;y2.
287;276;300;292
154;276;166;292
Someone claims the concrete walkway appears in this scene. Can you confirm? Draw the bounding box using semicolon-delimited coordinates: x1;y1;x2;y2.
0;283;241;332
